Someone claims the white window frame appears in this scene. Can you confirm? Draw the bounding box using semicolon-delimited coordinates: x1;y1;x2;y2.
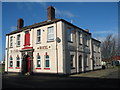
70;55;75;69
84;35;88;46
37;29;41;43
45;55;50;68
78;31;82;44
17;34;20;46
67;27;73;42
10;36;13;47
85;55;89;67
37;55;41;68
9;56;13;67
16;56;20;67
47;26;54;41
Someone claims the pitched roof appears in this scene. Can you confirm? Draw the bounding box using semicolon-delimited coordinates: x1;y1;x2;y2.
6;18;91;35
92;38;101;43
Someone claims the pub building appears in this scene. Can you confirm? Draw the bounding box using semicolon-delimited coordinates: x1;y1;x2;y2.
5;6;102;75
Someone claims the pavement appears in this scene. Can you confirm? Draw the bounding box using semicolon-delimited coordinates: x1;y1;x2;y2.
1;66;120;88
70;66;120;79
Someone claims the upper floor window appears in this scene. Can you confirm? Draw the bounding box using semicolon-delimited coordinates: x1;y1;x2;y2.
10;36;13;47
37;29;41;43
78;31;82;44
67;27;73;42
24;31;30;46
84;35;88;46
17;34;20;46
48;26;54;41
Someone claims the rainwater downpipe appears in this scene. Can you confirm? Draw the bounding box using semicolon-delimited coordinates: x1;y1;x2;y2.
55;22;58;74
7;35;9;73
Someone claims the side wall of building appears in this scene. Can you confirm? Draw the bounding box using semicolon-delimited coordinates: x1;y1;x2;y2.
62;22;102;74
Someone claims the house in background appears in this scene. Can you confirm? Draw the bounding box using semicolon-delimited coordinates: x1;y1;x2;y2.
5;6;102;75
112;56;120;66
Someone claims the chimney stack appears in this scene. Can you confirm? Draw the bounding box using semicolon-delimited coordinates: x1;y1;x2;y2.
17;18;24;29
85;29;89;32
47;6;55;20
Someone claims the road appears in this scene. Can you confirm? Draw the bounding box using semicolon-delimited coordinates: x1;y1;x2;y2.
2;67;120;88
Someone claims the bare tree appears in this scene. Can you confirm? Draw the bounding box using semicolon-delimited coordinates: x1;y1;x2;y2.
101;34;117;66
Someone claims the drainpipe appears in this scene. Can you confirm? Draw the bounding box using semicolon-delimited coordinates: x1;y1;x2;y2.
55;22;58;74
75;28;77;73
7;35;9;73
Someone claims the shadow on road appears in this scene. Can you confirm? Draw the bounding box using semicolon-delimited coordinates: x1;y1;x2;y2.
2;74;120;88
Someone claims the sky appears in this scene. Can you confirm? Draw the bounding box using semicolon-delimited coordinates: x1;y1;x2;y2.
1;2;118;60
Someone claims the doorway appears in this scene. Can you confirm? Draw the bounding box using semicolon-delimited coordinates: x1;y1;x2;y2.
21;55;31;74
79;55;82;72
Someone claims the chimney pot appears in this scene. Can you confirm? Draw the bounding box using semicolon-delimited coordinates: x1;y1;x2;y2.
85;29;89;32
17;18;24;29
47;6;55;20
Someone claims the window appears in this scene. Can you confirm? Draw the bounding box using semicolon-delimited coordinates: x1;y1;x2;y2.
37;29;41;43
10;56;13;67
17;34;20;46
45;55;50;68
85;55;89;67
37;55;41;67
48;26;54;41
87;39;90;46
78;31;82;44
10;36;13;47
79;55;82;68
84;35;87;46
24;31;30;46
16;55;20;67
70;55;74;69
67;28;73;42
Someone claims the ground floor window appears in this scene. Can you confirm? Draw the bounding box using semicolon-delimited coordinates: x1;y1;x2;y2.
70;55;75;69
85;55;89;67
37;55;41;67
45;55;50;68
16;55;20;67
9;56;13;67
79;55;82;68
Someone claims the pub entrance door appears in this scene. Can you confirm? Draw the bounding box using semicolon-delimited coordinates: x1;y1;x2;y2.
21;55;31;75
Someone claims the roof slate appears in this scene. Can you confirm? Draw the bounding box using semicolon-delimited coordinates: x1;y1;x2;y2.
6;18;91;35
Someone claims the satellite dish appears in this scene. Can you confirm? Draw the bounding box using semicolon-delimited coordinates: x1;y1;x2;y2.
56;37;61;43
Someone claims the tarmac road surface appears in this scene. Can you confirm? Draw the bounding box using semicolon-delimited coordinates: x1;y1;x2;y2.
2;66;120;88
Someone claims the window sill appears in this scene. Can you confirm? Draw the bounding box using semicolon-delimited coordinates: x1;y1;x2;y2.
71;67;75;69
44;68;50;70
16;45;20;47
85;66;89;67
36;42;41;44
9;47;13;48
24;44;30;46
16;67;20;69
79;43;82;45
36;68;41;69
47;40;54;43
68;41;73;43
9;67;13;69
